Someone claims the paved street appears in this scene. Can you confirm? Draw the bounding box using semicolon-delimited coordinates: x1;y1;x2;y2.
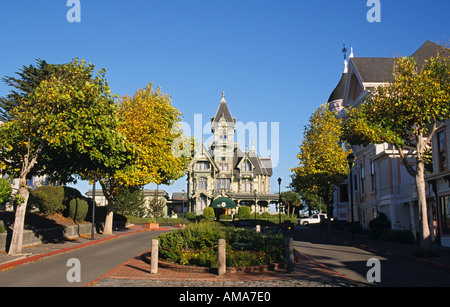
292;227;450;287
1;225;450;287
0;229;170;287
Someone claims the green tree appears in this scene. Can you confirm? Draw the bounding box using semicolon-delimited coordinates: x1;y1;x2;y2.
342;54;450;249
0;59;132;255
280;191;302;218
291;105;351;233
299;189;324;216
114;186;147;218
148;191;165;219
0;59;59;121
0;178;12;207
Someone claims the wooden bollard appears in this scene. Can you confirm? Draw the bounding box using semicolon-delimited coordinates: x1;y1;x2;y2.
218;239;226;276
286;236;294;273
151;239;159;274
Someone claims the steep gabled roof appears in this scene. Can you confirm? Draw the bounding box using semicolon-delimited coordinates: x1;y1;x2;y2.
260;158;273;176
350;57;396;83
248;148;270;176
211;92;236;126
189;142;218;172
412;40;450;67
348;41;448;84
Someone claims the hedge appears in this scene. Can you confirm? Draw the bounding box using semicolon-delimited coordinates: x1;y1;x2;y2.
68;198;89;223
28;186;86;218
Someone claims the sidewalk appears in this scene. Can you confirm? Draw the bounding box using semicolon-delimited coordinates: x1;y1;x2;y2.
1;225;449;287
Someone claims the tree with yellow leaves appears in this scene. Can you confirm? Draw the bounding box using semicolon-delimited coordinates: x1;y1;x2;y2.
342;53;450;249
291;105;351;233
0;59;133;254
96;83;193;235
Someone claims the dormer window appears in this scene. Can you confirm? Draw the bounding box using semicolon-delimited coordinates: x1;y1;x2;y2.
242;160;252;172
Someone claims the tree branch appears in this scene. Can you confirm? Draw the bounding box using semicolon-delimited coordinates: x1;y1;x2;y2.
395;145;417;177
425;121;444;148
21;140;44;179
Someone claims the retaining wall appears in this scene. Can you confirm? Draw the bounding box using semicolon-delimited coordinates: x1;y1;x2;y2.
0;223;93;251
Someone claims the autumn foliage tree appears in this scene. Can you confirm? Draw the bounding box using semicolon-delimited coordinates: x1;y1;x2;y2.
342;54;450;249
291;105;351;233
95;84;192;235
0;59;133;254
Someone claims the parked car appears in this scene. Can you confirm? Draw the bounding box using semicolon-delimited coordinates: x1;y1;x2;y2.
298;214;327;226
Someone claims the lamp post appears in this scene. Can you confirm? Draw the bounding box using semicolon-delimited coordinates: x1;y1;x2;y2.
156;184;159;223
347;153;355;240
91;175;96;240
254;189;257;220
182;190;185;225
278;177;282;225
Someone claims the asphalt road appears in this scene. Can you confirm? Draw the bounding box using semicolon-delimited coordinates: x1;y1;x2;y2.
0;229;170;287
292;228;450;287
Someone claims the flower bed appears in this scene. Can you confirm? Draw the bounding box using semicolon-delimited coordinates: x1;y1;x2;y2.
157;221;285;268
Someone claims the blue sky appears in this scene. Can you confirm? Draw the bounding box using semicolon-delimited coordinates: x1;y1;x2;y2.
1;0;449;197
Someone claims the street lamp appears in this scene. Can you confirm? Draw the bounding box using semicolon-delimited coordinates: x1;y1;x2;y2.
182;189;185;226
254;189;257;220
91;175;96;240
278;177;282;225
347;153;355;240
156;184;159;223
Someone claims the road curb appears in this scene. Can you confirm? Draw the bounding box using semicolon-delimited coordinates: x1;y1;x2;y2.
0;227;170;272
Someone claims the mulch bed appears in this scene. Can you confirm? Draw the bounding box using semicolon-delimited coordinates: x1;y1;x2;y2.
0;210;79;230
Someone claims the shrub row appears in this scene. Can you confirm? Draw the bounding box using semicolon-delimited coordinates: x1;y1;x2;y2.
28;186;91;223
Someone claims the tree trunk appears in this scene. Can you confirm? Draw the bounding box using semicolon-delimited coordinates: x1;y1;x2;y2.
103;196;114;235
7;141;42;255
8;177;30;255
323;192;333;236
416;160;432;249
